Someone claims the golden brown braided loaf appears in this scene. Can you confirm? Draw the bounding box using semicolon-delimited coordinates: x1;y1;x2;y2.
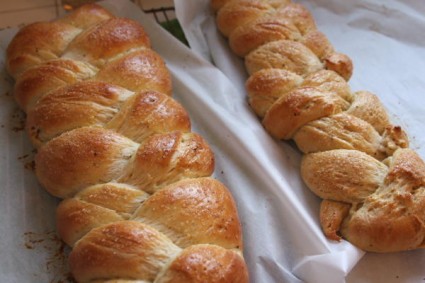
6;4;248;282
212;0;425;253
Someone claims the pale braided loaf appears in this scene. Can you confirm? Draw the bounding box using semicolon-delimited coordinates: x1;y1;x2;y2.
213;0;425;252
6;4;248;282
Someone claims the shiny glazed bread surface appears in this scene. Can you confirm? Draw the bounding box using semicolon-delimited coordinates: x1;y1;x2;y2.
7;4;248;282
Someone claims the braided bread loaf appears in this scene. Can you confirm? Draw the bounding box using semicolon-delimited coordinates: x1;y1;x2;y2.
6;4;248;282
212;0;425;253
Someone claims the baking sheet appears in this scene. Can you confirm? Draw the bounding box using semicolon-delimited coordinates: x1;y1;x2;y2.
174;0;425;282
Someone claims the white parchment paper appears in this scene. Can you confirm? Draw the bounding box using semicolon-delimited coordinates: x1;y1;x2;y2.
174;0;425;282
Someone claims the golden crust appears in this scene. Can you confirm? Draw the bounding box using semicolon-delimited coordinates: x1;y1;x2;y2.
8;3;248;280
381;126;409;157
246;68;303;117
214;0;425;253
245;39;323;76
305;148;425;252
35;127;138;198
324;52;353;81
134;178;243;249
320;200;350;241
95;48;172;95
229;16;301;57
263;87;349;139
63;18;151;67
301;149;388;203
26;83;190;147
214;0;353;83
57;183;149;246
57;3;114;29
385;148;425;186
121;132;215;194
343;202;425;252
294;113;383;158
69;221;181;282
26;81;130;146
156;245;249;283
14;59;96;111
301;70;352;102
346;91;390;134
300;30;333;60
76;183;149;215
106;90;191;143
56;198;124;247
6;22;81;76
246;69;351;119
216;0;273;37
275;3;316;35
36;128;215;198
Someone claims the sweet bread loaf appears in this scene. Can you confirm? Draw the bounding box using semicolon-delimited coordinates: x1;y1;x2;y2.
213;0;425;252
7;4;248;281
